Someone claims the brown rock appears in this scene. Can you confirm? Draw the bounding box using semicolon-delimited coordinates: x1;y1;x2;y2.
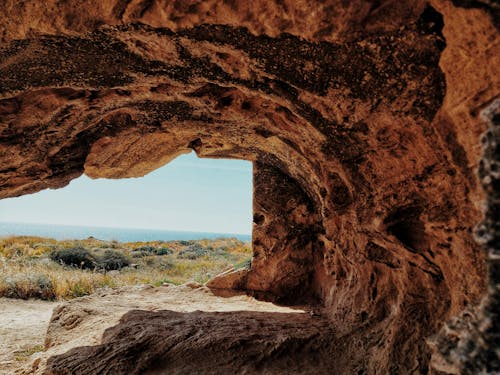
206;267;248;290
46;309;335;375
0;0;498;373
20;285;314;375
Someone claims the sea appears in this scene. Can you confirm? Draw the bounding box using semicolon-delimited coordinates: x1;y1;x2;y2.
0;222;252;243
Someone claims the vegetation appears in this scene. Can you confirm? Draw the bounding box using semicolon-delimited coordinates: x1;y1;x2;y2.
0;236;252;300
97;249;130;271
50;247;96;269
14;345;45;362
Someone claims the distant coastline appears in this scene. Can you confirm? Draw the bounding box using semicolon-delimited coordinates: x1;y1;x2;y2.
0;222;252;242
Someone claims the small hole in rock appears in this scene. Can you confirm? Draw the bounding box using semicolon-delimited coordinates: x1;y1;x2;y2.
218;96;233;107
253;214;265;225
360;311;368;322
384;206;427;253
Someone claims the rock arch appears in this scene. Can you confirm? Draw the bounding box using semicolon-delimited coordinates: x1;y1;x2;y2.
0;0;498;373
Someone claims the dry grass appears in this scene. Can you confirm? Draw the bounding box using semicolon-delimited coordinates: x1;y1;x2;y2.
0;236;252;300
14;345;45;362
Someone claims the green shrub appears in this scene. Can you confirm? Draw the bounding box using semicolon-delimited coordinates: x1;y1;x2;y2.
2;274;56;300
70;282;92;297
132;246;172;257
49;247;96;269
131;249;151;258
177;244;207;260
154;247;173;256
97;249;130;271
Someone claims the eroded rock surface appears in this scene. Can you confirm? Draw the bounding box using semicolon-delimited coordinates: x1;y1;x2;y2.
0;1;499;373
46;310;335;375
17;285;314;374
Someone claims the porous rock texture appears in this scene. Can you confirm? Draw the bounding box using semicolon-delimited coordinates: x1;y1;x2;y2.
0;1;498;374
17;284;318;375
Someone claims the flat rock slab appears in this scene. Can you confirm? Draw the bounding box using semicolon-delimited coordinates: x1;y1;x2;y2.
46;309;334;375
13;285;335;374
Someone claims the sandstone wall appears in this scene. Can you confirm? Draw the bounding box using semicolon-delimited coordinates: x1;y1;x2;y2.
0;1;498;373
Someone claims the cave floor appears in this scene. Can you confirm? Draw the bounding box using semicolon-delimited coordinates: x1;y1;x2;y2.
2;284;315;374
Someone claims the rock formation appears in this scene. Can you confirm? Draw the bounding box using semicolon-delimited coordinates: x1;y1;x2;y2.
42;287;335;375
0;0;498;373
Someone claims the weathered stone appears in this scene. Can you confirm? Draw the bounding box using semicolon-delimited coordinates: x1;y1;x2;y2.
0;0;498;373
206;268;248;291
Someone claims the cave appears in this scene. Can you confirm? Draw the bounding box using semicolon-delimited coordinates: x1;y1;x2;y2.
0;0;498;374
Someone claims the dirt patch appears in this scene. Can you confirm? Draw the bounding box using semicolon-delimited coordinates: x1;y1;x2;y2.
0;298;58;374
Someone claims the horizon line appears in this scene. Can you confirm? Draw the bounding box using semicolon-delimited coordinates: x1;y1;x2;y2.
0;220;252;237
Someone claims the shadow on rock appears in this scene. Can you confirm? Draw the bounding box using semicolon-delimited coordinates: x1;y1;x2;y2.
45;309;339;375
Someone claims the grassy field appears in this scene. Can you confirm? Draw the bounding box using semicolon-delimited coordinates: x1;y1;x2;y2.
0;236;252;300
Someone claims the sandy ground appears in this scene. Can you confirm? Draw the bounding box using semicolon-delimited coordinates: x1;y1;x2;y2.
0;284;307;374
0;298;58;374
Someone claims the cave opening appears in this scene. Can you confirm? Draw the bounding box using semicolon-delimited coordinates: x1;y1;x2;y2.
0;152;254;290
0;151;253;239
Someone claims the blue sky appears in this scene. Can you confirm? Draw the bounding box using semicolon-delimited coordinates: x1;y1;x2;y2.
0;153;253;235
